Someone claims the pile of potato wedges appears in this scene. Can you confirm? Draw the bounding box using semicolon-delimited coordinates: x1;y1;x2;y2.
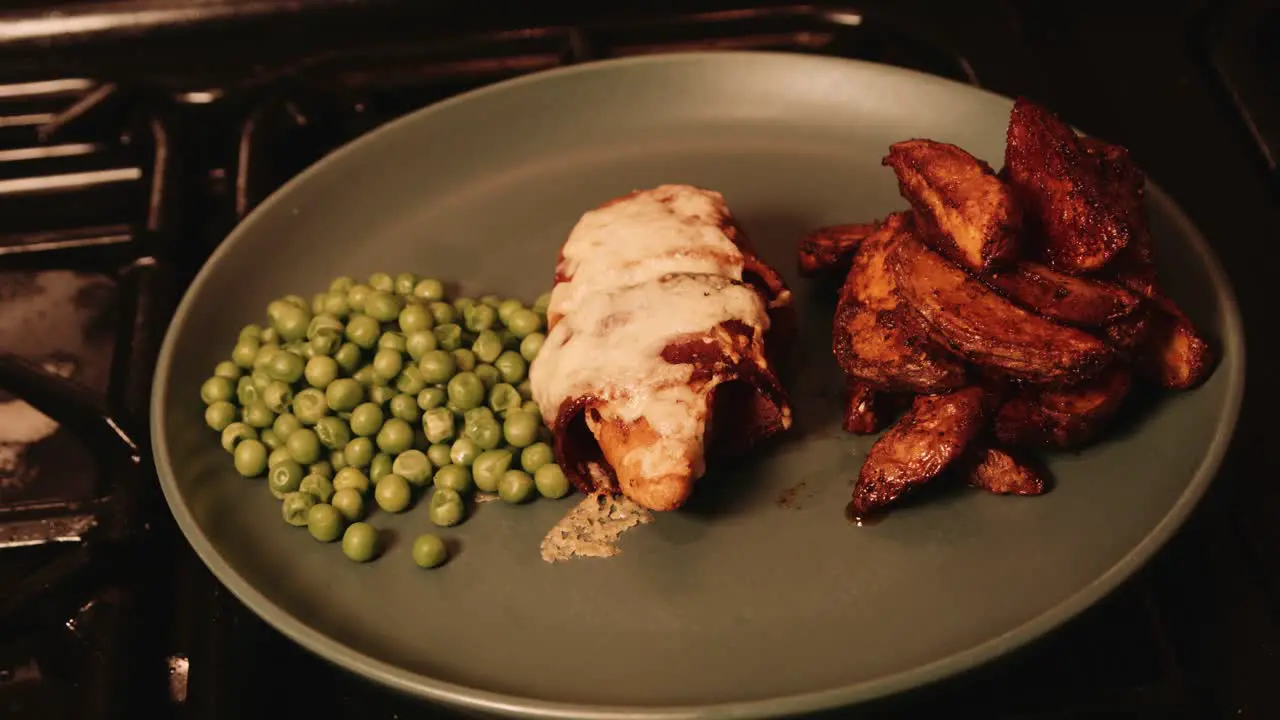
797;97;1215;518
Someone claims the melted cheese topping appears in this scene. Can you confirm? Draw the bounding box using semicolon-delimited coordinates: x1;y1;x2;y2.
529;185;770;481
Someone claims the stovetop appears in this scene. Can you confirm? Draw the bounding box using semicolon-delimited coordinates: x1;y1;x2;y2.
0;1;1276;719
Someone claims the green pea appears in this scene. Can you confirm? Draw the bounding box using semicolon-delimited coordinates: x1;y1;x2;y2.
502;410;539;448
282;491;315;527
304;356;338;389
433;323;463;351
393;366;424;396
261;429;284;451
451;348;477;373
426;443;452;469
268;460;304;498
378;331;407;353
271;412;300;439
428;301;457;326
453;297;477;315
322;291;350;318
213;361;242;381
497;298;524;326
522;400;541;417
506;308;542;338
389;393;421;422
200;376;234;405
242;400;275;429
340;522;377;561
344;436;374;468
418;349;456;384
251;369;273;394
417;387;446;411
308;460;334;479
534;463;570;499
472;449;513;493
329;276;354;293
413;278;445;302
267;446;293;469
480;294;502;309
205;401;237;431
346;284;372;312
333;343;362;374
499;329;521;351
446;372;485;411
520;442;554;474
345;315;381;349
405;330;438;361
367;272;393;292
533;292;552;314
333;466;370;495
238;324;262;343
306;503;344;542
422;408;454;444
284;428;321;465
364;291;401;323
293;390;326;426
449;437;480;467
369;385;396;406
520;332;545;362
264;352;301;385
348;402;384;437
474;364;500;390
299;474;335;504
398;303;432;334
374;474;412;513
259;327;278;345
494;351;527;384
516;379;533;401
464;416;501;451
231;338;259;369
309;329;342;356
470;330;503;364
233;439;268;477
433;463;473;494
428;488;465;528
352;365;380;388
463;303;497;333
392;450;433;487
369;453;394;484
487;383;522;415
498;469;535;504
411;533;448;568
273;304;311;343
371;348;403;381
375;418;413;454
330;448;349;472
307;312;343;340
261;381;291;414
325;378;363;412
332;489;365;524
235;376;259;406
220;422;256;453
313;293;327;315
315;416;351;450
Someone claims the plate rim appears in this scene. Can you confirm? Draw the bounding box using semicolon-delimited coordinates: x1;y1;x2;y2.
150;50;1247;719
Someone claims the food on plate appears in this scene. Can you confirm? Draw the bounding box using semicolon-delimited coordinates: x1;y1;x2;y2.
832;213;969;393
851;387;986;516
529;184;793;512
797;221;879;278
800;98;1215;517
199;270;578;567
882;139;1021;273
888;231;1113;384
1004;98;1134;273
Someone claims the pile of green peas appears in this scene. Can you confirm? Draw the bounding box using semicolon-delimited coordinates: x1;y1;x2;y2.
199;271;573;567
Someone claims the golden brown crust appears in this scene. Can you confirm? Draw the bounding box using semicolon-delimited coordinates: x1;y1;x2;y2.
888;230;1113;384
832;213;968;392
851;387;986;516
993;365;1132;449
961;445;1047;496
981;261;1141;327
884;139;1022;272
1004;98;1132;273
1135;294;1215;390
842;377;883;435
797;222;880;278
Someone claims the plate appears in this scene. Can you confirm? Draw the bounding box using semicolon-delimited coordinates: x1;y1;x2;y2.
151;52;1245;719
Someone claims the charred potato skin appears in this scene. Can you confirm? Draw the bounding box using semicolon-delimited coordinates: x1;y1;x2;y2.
993;365;1133;449
798;222;879;278
962;445;1047;496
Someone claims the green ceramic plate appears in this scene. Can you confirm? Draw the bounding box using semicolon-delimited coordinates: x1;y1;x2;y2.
152;52;1244;719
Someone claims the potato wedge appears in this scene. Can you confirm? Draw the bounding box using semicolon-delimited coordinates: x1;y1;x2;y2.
842;377;882;435
851;387;986;516
962;445;1047;496
982;260;1141;327
833;213;968;392
884;139;1021;272
1136;294;1215;390
888;231;1113;383
1005;98;1132;273
798;222;879;278
994;365;1132;449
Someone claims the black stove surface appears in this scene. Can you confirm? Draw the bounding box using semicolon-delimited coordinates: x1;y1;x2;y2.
0;1;1276;719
